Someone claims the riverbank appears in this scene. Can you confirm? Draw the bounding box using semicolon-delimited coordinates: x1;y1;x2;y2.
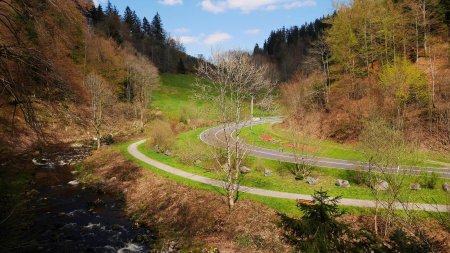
0;143;154;252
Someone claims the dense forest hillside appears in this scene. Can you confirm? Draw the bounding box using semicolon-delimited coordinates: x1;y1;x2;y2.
259;0;450;151
88;2;198;73
0;0;192;153
253;17;330;81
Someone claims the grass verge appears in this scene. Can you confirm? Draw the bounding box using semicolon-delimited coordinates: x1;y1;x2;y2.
240;123;450;168
119;130;450;214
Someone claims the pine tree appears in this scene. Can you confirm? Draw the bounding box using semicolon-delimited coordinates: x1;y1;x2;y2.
150;12;165;45
253;43;262;55
131;11;142;38
177;58;186;74
105;1;113;16
142;17;151;36
123;6;133;27
89;5;104;25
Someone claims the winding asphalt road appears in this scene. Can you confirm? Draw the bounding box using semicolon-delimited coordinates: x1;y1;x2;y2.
199;117;450;179
128;140;449;212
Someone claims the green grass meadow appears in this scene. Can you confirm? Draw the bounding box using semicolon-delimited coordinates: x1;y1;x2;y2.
126;73;450;216
125;127;450;205
240;123;450;168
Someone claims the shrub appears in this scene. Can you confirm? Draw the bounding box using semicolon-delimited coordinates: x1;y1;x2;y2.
379;58;429;109
420;172;439;189
286;163;313;180
174;140;213;166
352;167;370;185
179;103;200;125
145;120;176;152
389;228;444;253
100;134;114;145
280;190;350;252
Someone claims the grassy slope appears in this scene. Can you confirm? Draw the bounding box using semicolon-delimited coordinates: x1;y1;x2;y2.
135;74;450;211
152;73;277;121
116;141;300;217
152;74;202;120
240;123;450;168
129;127;450;204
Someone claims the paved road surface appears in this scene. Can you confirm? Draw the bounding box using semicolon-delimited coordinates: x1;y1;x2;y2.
128;140;449;212
199;117;450;178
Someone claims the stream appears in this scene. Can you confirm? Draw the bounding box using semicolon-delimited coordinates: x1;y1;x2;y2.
2;144;155;253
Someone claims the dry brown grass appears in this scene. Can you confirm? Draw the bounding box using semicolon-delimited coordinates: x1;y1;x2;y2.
81;149;291;252
80;148;450;252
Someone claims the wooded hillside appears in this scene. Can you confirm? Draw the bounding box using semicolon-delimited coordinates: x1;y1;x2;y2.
267;0;450;151
0;0;164;152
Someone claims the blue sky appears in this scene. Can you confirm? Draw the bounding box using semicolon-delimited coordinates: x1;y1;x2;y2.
94;0;336;58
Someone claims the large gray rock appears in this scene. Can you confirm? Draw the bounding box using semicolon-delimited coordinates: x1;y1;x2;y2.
374;180;389;191
164;150;171;156
410;183;421;191
443;182;450;192
117;243;143;253
26;189;40;197
306;177;319;185
335;179;350;188
264;169;273;177
68;179;80;186
239;166;251;174
70;143;83;148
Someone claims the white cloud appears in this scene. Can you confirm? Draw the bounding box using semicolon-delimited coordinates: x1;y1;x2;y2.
265;5;278;11
158;0;183;6
244;29;260;35
178;36;198;44
203;32;232;45
200;0;316;14
201;0;227;13
283;0;315;9
93;0;107;6
174;28;190;34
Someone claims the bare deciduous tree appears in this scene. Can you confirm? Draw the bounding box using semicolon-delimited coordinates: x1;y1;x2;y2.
360;118;416;237
0;0;56;138
196;50;274;209
126;53;159;131
306;35;331;104
85;72;107;149
286;120;316;180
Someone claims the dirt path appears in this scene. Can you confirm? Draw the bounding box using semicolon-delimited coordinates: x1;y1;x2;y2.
128;140;449;212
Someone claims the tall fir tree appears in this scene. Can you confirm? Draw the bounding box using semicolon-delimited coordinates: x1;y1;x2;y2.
142;17;151;36
177;58;186;74
151;12;165;45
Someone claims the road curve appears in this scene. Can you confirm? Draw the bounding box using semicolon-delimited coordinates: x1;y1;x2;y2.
199;117;450;178
128;140;449;212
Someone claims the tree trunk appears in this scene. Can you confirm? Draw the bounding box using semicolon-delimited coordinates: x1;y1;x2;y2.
140;106;144;132
422;0;428;56
96;131;101;150
250;95;254;129
429;46;436;107
415;13;419;63
227;193;235;209
374;196;379;236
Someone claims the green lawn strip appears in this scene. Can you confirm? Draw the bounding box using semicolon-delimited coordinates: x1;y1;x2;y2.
118;140;449;219
127;128;450;204
269;123;450;165
240;123;448;168
116;141;301;216
118;141;367;217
